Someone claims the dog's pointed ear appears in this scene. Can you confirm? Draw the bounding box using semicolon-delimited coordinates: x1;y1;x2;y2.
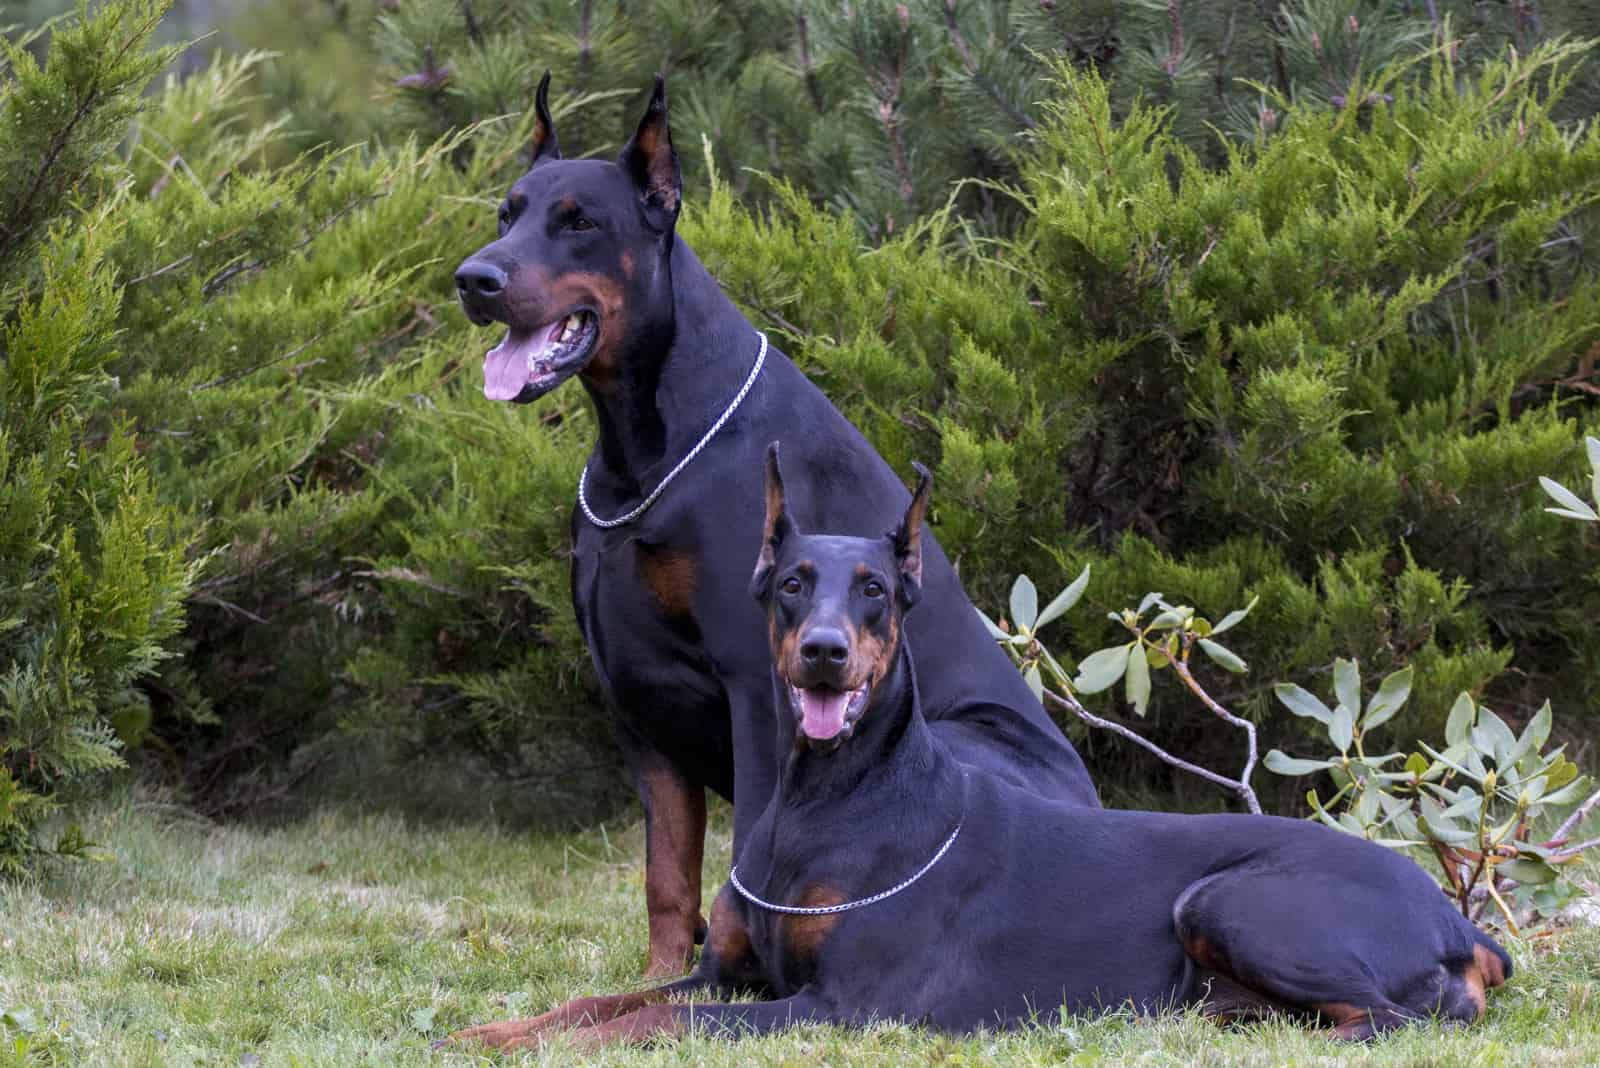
531;71;562;165
618;74;680;232
751;442;795;599
890;462;932;606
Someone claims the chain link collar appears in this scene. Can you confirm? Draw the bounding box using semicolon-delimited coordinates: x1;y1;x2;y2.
576;330;767;529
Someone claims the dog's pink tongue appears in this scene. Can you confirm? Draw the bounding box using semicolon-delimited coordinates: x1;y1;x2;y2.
483;320;562;401
799;688;849;740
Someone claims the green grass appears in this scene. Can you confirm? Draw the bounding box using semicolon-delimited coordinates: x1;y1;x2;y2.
1;797;1597;1066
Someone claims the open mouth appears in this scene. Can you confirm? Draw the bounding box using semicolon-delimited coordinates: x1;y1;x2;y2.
788;682;870;745
482;310;598;403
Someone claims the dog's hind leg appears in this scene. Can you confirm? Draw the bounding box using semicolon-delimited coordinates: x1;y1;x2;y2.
1172;869;1488;1039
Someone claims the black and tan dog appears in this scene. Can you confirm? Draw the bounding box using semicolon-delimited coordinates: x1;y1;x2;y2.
452;74;1097;980
446;447;1510;1050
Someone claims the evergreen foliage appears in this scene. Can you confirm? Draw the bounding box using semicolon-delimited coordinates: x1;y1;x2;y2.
0;1;190;871
230;1;1600;237
6;1;1600;825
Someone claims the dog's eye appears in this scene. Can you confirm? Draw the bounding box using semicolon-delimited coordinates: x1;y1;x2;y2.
780;577;802;596
497;205;512;234
863;580;885;599
569;217;595;232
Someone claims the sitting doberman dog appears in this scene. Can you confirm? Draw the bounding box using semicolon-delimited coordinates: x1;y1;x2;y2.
444;446;1510;1050
451;74;1097;979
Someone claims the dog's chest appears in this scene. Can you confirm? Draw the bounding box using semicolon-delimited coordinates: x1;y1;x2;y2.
571;532;727;721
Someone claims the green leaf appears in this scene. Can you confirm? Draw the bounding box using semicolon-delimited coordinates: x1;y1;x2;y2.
1137;592;1165;614
1330;704;1354;755
1035;565;1090;630
1507;701;1552;768
976;607;1009;641
1263;750;1335;776
1009;575;1039;632
1363;666;1413;731
410;1006;438;1033
1209;595;1259;636
1547;756;1579;791
1275;683;1333;725
1149;609;1186;630
1588;436;1600;507
1496;857;1557;885
1198;638;1247;673
1354;786;1379;825
1333;659;1361;728
1404;752;1429;778
1024;663;1044;703
1542;777;1592;807
1445;693;1476;747
1038;645;1073;691
1074;644;1131;695
1125;642;1151;717
1473;709;1517;765
1440;792;1483;821
1539;476;1599;520
1420;817;1477;846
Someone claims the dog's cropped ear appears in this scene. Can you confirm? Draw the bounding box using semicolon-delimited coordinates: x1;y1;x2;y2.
531;71;561;165
618;75;681;232
890;462;932;606
751;442;796;599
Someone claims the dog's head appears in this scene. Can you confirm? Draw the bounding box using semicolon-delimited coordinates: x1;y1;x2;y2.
749;443;931;751
453;73;681;403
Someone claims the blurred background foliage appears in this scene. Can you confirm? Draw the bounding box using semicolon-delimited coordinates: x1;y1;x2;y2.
3;0;1600;864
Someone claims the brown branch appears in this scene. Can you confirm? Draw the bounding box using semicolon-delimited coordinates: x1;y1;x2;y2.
1165;0;1185;77
796;12;825;113
188;332;326;393
578;0;594;90
461;0;485;48
941;1;1036;130
201;193;379;300
1258;0;1291;97
870;7;916;207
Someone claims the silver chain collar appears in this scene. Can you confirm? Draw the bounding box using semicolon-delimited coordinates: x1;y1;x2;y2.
576;330;768;529
728;779;967;916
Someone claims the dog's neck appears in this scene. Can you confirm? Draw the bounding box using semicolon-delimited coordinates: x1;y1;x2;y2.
581;235;756;497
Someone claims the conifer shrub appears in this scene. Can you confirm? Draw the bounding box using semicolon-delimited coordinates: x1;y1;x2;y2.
228;0;1600;237
0;1;190;870
96;52;622;817
687;45;1600;795
12;3;1600;822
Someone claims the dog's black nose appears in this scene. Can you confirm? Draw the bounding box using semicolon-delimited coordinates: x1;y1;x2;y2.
800;626;850;668
454;260;507;300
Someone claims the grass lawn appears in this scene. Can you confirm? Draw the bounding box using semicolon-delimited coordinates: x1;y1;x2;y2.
2;796;1598;1066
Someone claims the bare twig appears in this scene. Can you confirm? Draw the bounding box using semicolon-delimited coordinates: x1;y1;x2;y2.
1044;679;1262;814
1552;786;1600;841
188;332;326;393
1170;635;1260;813
1554;835;1600;860
353;567;467;599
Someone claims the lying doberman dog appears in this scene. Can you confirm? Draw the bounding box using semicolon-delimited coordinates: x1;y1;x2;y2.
451;74;1097;978
445;446;1510;1050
